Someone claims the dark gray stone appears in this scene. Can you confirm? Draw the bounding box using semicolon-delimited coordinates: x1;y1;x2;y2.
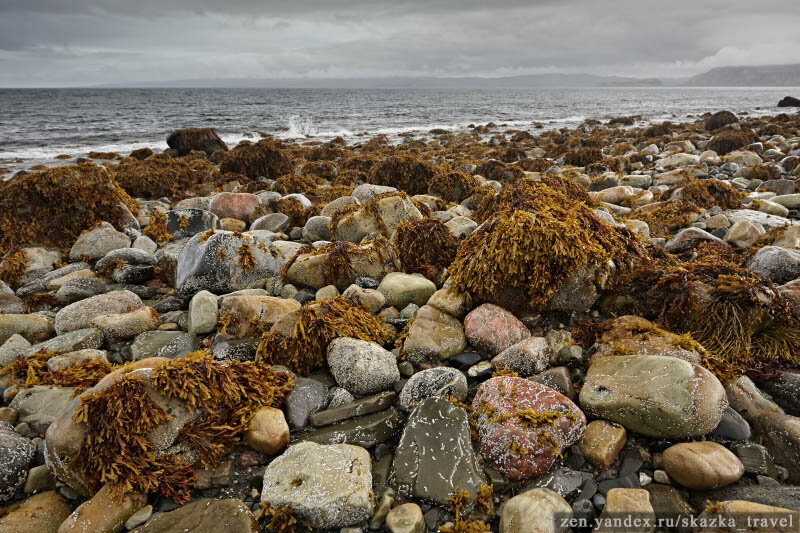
732;442;777;478
526;468;584;499
55;277;108;305
759;372;800;417
301;408;404;448
166;208;219;241
598;472;640;495
710;406;752;441
392;397;486;505
286;377;329;430
0;422;34;502
310;391;397;427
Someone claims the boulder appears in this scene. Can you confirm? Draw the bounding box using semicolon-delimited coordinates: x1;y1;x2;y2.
0;491;72;533
165;208;218;241
332;194;422;242
472;377;586;480
284;240;398;291
777;96;800;107
0;421;34;502
166;128;228;156
90;307;160;343
377;273;436;310
579;355;727;438
54;290;142;335
261;442;373;529
187;290;218;335
0;314;54;345
464;304;530;356
69;222;130;261
579;420;627;469
218;295;300;338
208;193;262;223
747;246;800;284
327;338;400;396
491;337;551;377
393;397;485;505
175;230;286;295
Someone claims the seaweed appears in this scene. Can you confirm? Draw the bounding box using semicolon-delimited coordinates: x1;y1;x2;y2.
256;296;393;375
0;247;27;288
114;153;222;199
273;173;323;195
0;163;138;255
427;171;479;202
629;200;703;238
143;211;173;243
367;154;443;195
0;351;115;393
256;503;306;533
269;196;309;227
672;178;743;210
392;217;458;280
564;147;603;167
220;139;293;179
707;130;757;156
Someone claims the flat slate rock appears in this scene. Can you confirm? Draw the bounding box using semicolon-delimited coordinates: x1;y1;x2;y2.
310;391;397;427
301;407;404;448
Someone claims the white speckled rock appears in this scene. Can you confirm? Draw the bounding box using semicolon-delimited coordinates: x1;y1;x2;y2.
327;338;399;396
54;289;142;335
398;367;467;411
90;306;160;343
0;421;34;502
491;337;552;377
261;442;373;529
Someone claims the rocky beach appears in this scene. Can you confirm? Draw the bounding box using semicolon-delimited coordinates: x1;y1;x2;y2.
3;105;800;533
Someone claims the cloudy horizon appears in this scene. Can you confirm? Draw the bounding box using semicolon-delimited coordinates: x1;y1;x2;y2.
1;0;799;87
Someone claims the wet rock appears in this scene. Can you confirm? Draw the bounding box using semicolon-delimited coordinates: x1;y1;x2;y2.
710;406;751;440
0;491;72;533
426;287;468;319
595;488;655;533
491;337;551;376
377;273;436;310
58;485;145;533
302;215;332;242
55;289;142;335
579;355;727;438
218;295;300;338
664;227;727;253
747;246;800;284
530;367;576;400
244;406;290;455
129;331;186;360
165;208;219;241
175;230;286;295
398;368;467;411
527;467;584;499
47;349;107;371
732;442;777;478
327;338;400;396
472;377;586;480
10;386;75;435
759;371;800;416
187;290;218;334
91;306;160;343
386;503;424;533
499;488;572;533
134;499;257;532
310;391;396;427
401;305;466;364
166;127;228;155
302;407;404;448
464;304;530;357
724;219;766;248
393;397;485;505
251;212;290;233
261;442;373;529
332;193;422;242
69;221;130;261
286;377;329;430
0;333;31;368
579;420;627;469
663;441;743;489
285;240;397;291
0;421;35;502
27;328;104;356
124;504;153;530
0;314;54;345
55;277;108;305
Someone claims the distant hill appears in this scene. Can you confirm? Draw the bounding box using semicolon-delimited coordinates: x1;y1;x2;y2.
97;73;662;89
683;64;800;87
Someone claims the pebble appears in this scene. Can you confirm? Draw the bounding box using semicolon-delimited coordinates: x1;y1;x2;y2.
327;337;400;396
662;441;744;489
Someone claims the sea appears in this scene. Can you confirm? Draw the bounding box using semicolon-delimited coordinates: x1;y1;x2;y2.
0;86;797;173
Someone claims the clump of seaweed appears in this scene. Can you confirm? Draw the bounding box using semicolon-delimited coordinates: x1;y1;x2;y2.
0;351;115;393
448;182;647;311
269;196;309;227
392;217;458;280
704;110;739;132
143;211;173;243
238;243;257;273
671;178;743;210
0;163;138;254
427;170;479;202
438;487;493;533
273;173;323;195
256;503;308;533
367;154;442;195
256;296;393;375
220;139;293;179
629;200;703;238
113;153;222;199
564;147;603;167
707;129;757;156
0;247;27;288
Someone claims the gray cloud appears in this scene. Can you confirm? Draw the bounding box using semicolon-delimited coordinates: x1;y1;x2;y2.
0;0;799;86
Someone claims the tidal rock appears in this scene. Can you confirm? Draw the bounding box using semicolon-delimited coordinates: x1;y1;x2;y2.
0;314;54;345
491;337;551;376
386;503;424;533
327;338;400;396
251;212;290;233
0;421;34;502
285;377;329;430
27;328;104;356
133;499;257;532
54;289;142;335
175;230;285;295
393;397;485;505
166;127;228;155
693;500;800;532
187;290;218;334
472;377;585;480
759;371;800;416
9;386;75;435
662;441;743;489
55;277;108;305
47;349;107;372
579;420;627;469
58;484;146;533
90;306;160;343
398;367;467;411
665;227;727;253
209;192;262;223
377;273;436;310
68;221;130;261
261;442;373;529
0;333;30;368
401;305;466;364
710;406;752;440
499;488;572;533
302;407;404;448
464;304;531;356
724;219;766;248
747;246;800;284
579;355;727;438
165;208;219;241
0;491;72;532
244;406;290;455
332;193;422;242
218;294;300;338
595;488;655;533
285;240;398;291
426;287;468;319
310;391;397;427
302;215;333;241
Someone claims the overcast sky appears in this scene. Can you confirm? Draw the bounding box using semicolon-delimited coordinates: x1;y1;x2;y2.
1;0;799;86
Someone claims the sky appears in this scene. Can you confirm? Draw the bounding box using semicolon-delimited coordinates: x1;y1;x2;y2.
1;0;799;86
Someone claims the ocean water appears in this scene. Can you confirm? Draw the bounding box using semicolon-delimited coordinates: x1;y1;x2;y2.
0;86;797;172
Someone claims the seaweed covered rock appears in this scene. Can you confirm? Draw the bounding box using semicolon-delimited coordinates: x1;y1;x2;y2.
579;355;727;438
218;295;300;338
256;296;392;375
219;139;293;179
427;170;478;202
393;397;485;505
175;230;287;295
704;110;739;131
448;182;646;313
390;217;458;280
166;128;228;156
472;377;585;481
0;163;138;255
330;192;423;243
282;238;399;290
707;130;757;156
45;354;294;500
114;154;222;199
367;155;442;196
261;442;373;529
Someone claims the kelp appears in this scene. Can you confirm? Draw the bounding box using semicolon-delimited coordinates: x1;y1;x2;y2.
0;247;27;287
672;178;743;210
143;211;173;243
0;351;115;393
256;296;393;375
220;139;293;179
367;154;443;195
0;163;138;255
427;170;479;202
629;200;704;239
113;153;222;199
448;182;647;311
392;217;458;280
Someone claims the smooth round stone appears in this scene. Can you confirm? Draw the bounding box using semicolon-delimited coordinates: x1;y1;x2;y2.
499;488;572;533
663;441;744;489
386;503;424;533
398;367;467;411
